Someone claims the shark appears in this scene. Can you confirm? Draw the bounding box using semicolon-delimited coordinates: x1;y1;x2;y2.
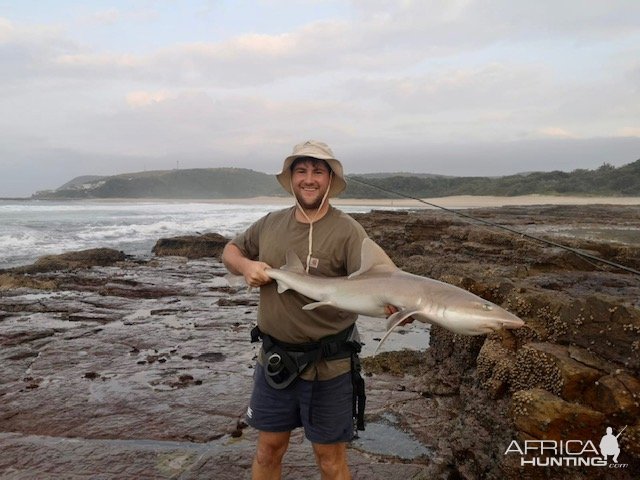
265;238;524;353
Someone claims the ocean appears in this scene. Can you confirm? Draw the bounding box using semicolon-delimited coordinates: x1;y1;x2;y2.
0;199;395;269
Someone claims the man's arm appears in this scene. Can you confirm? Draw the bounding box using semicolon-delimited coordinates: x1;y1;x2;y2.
221;242;272;288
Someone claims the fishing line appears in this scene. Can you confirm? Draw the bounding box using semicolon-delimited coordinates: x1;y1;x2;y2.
347;176;640;277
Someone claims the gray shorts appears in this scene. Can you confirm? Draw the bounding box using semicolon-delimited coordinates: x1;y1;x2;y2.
246;363;354;444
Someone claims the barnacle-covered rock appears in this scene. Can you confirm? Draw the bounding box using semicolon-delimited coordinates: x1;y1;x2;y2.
557;297;640;371
510;345;564;396
584;372;640;424
511;388;605;440
527;342;605;401
476;338;516;398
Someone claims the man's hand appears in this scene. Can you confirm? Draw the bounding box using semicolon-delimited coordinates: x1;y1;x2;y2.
221;243;272;288
243;260;272;288
384;305;415;326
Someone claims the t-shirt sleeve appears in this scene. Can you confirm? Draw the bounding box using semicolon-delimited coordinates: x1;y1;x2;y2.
230;215;268;260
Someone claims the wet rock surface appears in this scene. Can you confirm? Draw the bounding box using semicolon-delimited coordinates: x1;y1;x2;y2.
5;248;128;275
152;232;229;259
1;204;639;479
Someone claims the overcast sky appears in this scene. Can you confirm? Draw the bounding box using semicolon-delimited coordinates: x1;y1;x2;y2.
1;0;639;196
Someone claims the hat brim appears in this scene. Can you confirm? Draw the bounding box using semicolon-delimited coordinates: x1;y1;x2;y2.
276;156;346;197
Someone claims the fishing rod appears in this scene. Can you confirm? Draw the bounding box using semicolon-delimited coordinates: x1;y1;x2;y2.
346;176;640;277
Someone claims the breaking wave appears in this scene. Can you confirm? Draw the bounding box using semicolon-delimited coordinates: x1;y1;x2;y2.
0;200;379;269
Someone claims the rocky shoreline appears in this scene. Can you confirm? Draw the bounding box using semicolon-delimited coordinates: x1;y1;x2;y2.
1;204;639;479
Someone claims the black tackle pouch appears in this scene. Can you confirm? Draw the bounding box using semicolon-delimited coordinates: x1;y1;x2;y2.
263;344;311;389
251;325;316;389
250;325;357;390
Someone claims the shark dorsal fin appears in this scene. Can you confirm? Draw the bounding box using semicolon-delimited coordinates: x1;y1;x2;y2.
281;250;306;274
348;238;398;279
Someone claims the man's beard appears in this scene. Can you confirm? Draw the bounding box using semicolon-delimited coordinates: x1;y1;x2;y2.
295;192;324;210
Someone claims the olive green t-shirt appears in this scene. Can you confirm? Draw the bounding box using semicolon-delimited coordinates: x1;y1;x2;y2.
231;205;368;380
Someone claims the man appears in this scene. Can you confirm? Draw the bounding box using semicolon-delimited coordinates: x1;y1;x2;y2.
222;140;370;479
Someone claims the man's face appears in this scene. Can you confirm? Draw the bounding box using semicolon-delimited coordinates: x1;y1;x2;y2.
291;159;332;210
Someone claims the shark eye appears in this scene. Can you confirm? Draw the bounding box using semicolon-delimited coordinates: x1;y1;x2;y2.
482;303;493;311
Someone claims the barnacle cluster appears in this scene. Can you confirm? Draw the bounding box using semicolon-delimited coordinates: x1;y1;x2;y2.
623;323;640;334
511;322;541;344
510;389;536;418
536;304;567;341
506;295;533;318
510;346;564;396
476;339;513;387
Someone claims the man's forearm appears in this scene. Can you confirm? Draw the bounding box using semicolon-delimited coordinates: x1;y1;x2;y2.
221;243;248;275
222;242;272;287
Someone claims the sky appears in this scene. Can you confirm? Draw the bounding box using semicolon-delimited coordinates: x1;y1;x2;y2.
1;0;639;197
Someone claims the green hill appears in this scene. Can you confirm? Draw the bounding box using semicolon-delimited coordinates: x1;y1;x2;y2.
33;160;640;199
34;168;283;199
343;160;640;198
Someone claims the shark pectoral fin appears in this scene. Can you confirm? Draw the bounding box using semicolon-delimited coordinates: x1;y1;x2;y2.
373;310;422;355
302;301;334;310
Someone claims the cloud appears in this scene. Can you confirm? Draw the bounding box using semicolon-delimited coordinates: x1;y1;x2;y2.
1;2;640;196
352;0;640;43
343;136;640;176
539;127;577;139
67;90;352;160
0;16;353;87
619;127;640;137
77;8;160;26
0;17;82;86
125;90;173;107
3;1;639;90
84;9;122;26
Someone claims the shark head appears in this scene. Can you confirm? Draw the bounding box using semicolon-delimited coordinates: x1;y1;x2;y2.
420;296;525;335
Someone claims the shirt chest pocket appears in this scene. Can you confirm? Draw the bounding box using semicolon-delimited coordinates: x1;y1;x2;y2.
306;249;345;277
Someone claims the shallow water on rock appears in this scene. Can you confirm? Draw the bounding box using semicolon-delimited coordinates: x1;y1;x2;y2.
352;413;433;460
357;315;431;357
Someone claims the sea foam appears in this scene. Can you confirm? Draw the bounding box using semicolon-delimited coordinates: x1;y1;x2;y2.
0;200;378;268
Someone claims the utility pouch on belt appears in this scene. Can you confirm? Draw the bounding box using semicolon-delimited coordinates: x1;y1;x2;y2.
251;325;357;389
263;343;312;390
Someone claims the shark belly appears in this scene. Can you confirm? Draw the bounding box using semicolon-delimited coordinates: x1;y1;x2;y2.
330;293;387;318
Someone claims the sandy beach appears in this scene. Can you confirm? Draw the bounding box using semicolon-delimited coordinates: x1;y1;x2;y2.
79;194;640;208
339;195;640;208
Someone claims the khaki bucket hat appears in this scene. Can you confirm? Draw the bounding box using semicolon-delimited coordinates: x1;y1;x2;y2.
276;140;347;197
